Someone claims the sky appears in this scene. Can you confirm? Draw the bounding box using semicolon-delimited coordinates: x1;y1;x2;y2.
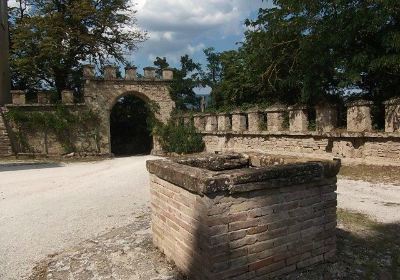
131;0;270;70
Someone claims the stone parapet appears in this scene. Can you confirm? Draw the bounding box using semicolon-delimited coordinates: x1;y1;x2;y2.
103;65;117;80
193;114;206;132
162;68;174;80
217;114;232;131
144;67;157;79
288;105;308;132
346;100;373;132
147;153;339;279
83;64;95;79
384;98;400;133
247;109;262;132
61;90;74;104
125;66;137;80
205;114;218;132
316;104;337;132
37;92;50;104
266;104;286;132
11;90;26;105
232;111;247;132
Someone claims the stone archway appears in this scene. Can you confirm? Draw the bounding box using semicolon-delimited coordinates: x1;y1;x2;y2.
83;65;175;155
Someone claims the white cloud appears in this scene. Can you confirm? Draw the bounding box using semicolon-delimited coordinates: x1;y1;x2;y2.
131;0;267;66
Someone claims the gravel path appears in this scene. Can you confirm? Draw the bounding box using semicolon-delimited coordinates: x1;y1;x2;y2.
0;156;157;280
0;157;399;279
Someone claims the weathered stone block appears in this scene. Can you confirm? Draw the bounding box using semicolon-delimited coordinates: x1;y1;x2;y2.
384;98;400;133
266;104;286;132
61;90;74;104
288;105;309;132
37;92;50;104
205;115;218;132
144;67;157;79
247;109;262;132
83;64;95;79
103;65;117;80
218;114;231;131
125;66;137;80
316;105;337;132
11;90;25;105
147;153;340;280
162;68;174;80
346;100;373;132
193;115;206;131
232;112;247;132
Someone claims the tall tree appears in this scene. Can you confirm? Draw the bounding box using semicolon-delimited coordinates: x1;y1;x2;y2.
9;0;147;94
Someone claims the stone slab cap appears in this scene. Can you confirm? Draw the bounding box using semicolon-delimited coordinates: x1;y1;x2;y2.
383;97;400;106
345;99;373;107
125;65;138;70
231;110;246;115
146;153;341;196
265;104;286;112
288;104;308;111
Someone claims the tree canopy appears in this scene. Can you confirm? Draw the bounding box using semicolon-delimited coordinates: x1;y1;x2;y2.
9;0;146;94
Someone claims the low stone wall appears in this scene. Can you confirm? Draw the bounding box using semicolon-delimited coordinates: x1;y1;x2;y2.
147;154;340;280
4;104;101;156
202;131;400;166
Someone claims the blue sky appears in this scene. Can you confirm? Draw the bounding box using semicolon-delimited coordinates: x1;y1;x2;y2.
131;0;271;71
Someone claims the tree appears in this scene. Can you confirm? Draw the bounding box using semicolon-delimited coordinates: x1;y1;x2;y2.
9;0;147;94
153;56;169;77
153;55;203;110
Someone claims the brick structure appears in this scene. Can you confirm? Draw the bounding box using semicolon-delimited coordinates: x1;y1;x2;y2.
147;153;339;280
266;104;286;132
346;100;373;132
288;105;308;132
384;98;400;133
316;105;337;132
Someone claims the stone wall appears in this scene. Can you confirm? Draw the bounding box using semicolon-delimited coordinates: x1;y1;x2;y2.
2;66;175;157
147;154;339;280
185;100;400;166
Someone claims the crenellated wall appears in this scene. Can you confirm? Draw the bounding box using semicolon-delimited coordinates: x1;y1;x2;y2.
182;100;400;166
2;66;175;157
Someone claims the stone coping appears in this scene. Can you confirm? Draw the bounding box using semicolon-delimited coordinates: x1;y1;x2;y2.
383;98;400;106
345;100;373;107
288;105;308;111
146;153;341;196
5;103;87;108
201;130;400;138
84;78;171;84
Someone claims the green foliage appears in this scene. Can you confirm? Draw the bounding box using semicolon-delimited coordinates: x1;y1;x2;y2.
9;0;147;93
153;55;203;110
5;106;100;153
209;0;400;110
155;120;205;154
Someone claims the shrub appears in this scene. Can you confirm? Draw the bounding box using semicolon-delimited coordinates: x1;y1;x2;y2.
155;120;205;154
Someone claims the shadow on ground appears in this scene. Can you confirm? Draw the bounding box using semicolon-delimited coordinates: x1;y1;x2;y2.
0;163;63;172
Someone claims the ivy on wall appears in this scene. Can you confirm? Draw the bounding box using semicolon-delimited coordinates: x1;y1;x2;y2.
5;105;101;154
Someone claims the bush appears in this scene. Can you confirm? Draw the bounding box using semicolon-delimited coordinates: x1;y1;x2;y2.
155;120;205;154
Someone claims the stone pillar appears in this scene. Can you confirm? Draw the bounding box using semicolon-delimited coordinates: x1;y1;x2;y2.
37;92;50;104
83;64;95;79
144;67;157;79
162;68;174;80
232;111;247;132
217;114;231;131
266;104;286;132
247;109;262;132
315;104;337;132
103;65;117;80
193;115;206;131
205;115;218;132
125;66;137;80
346;100;373;132
183;116;192;126
11;90;26;105
61;90;74;104
384;98;400;133
288;105;309;132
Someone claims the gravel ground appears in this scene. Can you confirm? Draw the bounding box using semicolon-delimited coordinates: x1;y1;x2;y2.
0;157;399;279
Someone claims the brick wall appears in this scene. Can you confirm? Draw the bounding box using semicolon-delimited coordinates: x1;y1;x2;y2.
147;154;339;279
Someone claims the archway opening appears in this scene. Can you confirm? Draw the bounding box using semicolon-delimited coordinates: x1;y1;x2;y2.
110;94;153;156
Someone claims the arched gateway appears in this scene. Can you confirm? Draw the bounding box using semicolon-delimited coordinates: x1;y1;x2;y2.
83;65;175;155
